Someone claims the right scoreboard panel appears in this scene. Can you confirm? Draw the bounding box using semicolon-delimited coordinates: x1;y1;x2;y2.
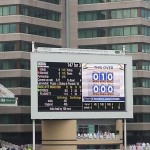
82;63;125;111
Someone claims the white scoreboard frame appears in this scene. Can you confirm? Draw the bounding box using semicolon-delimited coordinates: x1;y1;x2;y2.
31;51;133;119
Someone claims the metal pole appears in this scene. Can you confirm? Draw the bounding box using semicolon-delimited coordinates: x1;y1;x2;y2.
32;41;35;52
33;119;35;150
124;119;127;150
66;0;70;48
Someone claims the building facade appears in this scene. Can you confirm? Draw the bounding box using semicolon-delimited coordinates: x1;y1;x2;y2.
0;0;150;148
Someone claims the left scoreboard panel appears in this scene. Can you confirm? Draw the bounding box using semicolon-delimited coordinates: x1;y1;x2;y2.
38;62;82;111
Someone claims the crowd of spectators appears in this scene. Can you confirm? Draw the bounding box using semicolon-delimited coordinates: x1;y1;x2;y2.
0;140;32;150
128;143;150;150
77;131;119;140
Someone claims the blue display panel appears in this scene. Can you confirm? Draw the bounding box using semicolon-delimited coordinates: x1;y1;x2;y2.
37;62;125;112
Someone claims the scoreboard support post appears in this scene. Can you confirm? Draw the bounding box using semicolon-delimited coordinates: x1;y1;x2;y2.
42;120;77;150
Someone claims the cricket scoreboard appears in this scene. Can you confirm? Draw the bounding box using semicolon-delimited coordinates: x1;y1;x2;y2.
31;49;133;119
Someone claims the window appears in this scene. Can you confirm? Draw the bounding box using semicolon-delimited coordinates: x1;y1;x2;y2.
142;61;150;70
3;6;9;16
133;78;150;88
17;96;30;106
9;6;16;15
3;24;9;33
142;43;150;53
9;24;16;33
133;61;138;70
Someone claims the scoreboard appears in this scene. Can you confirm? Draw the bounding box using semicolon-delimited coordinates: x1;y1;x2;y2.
31;49;133;119
38;62;125;112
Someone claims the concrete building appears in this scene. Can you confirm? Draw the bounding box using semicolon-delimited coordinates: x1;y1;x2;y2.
0;0;150;149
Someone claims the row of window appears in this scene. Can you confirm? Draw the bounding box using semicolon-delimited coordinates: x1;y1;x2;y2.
78;11;105;21
111;43;150;53
0;59;30;70
0;5;16;16
0;77;30;88
0;5;61;21
78;26;138;38
79;26;150;38
78;0;145;4
133;78;150;88
0;23;60;38
0;115;41;124
78;9;138;21
134;61;150;71
20;23;60;38
110;26;138;36
110;9;137;19
129;114;150;123
0;114;31;124
19;5;61;21
78;0;106;4
142;26;150;36
0;41;60;52
134;96;150;105
38;0;60;4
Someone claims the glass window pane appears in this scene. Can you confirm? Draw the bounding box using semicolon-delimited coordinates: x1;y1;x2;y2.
125;44;130;53
116;27;123;36
79;30;85;38
116;10;122;19
97;11;105;20
131;44;138;53
3;6;9;16
123;9;130;18
10;6;16;15
0;7;2;16
111;10;116;19
3;24;9;33
131;26;138;35
93;12;97;20
86;30;92;38
131;9;137;18
0;43;2;52
9;24;16;33
141;9;145;18
86;12;93;21
0;25;2;34
124;27;130;36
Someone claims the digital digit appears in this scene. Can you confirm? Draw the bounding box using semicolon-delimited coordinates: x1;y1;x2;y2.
100;72;106;81
93;85;99;93
107;72;113;81
100;85;106;93
92;73;99;81
107;85;114;93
